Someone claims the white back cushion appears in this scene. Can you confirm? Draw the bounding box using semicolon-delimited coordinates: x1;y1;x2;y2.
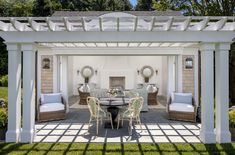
41;93;62;104
172;93;192;105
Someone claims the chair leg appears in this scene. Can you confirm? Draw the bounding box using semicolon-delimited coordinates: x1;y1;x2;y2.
138;116;142;130
129;118;132;135
96;118;99;135
88;117;92;127
117;115;121;130
110;115;114;129
121;117;124;127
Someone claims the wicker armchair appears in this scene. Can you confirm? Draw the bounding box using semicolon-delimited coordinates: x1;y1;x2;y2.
78;89;90;105
37;93;67;122
148;88;159;105
167;93;197;122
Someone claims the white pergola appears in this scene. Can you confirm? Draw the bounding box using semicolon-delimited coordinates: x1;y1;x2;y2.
0;14;235;144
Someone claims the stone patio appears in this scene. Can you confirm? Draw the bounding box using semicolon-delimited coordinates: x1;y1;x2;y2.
35;96;201;143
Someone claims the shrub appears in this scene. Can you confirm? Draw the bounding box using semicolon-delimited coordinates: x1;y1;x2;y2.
0;108;7;129
0;75;8;87
229;109;235;128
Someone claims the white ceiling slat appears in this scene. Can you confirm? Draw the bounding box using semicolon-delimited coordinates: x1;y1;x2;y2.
164;17;173;31
118;43;128;47
63;17;72;31
107;43;117;47
46;17;57;31
139;42;150;47
28;17;40;31
149;43;161;47
74;43;86;47
96;43;107;47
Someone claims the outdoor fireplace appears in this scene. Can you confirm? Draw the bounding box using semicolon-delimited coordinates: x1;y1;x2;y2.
109;77;125;89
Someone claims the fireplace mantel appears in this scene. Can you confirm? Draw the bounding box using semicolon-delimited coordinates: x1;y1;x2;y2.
100;69;135;89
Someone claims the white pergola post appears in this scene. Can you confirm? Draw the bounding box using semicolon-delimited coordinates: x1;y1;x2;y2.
176;55;183;92
21;44;36;143
167;56;175;99
199;43;216;143
53;55;60;92
6;43;22;142
215;43;231;143
61;56;69;113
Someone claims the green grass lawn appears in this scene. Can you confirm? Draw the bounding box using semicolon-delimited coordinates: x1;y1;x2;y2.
0;143;235;155
0;87;8;100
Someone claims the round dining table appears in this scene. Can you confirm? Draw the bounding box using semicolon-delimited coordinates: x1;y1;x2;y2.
99;97;129;128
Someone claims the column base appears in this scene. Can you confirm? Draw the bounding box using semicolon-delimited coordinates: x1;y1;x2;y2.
200;130;216;144
21;129;35;143
6;129;20;142
216;131;231;143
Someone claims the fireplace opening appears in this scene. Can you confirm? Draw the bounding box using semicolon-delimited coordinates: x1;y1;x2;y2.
109;77;125;89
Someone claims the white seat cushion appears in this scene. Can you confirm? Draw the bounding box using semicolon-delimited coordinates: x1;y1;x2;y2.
40;103;65;112
169;103;194;112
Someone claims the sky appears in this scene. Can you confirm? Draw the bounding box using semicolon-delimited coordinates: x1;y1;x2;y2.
130;0;137;6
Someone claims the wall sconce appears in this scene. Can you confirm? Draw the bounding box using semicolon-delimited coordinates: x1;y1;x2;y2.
185;57;193;69
137;69;140;75
42;58;50;69
155;69;158;75
95;69;98;75
77;70;80;75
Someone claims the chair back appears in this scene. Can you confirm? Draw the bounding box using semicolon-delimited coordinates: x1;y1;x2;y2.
87;97;99;117
129;97;144;117
126;91;139;98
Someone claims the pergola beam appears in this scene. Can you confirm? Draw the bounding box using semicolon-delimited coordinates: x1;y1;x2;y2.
1;31;234;43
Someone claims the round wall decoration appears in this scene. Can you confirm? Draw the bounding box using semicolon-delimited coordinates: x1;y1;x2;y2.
140;65;154;83
81;66;94;78
140;66;154;78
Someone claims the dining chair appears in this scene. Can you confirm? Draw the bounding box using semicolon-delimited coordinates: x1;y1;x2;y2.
117;97;144;135
87;97;113;134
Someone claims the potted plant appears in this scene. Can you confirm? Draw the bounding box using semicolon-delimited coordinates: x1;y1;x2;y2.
229;109;235;141
0;108;7;140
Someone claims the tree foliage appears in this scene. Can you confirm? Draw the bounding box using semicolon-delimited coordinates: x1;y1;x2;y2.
151;0;235;16
0;38;7;76
135;0;152;11
0;0;34;16
33;0;62;16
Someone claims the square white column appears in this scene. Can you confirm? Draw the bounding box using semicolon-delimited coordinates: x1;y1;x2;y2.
53;55;60;93
61;56;69;113
199;43;216;144
215;43;231;143
167;56;175;100
6;43;22;142
21;44;36;143
176;55;183;92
